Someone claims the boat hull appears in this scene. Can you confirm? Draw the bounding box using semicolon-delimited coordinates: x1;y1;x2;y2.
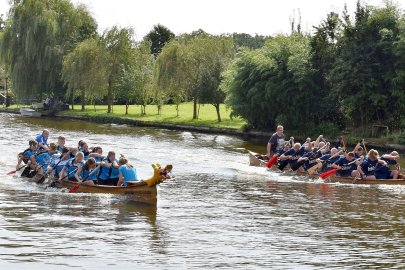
60;180;158;204
248;151;267;167
326;175;405;185
20;108;42;117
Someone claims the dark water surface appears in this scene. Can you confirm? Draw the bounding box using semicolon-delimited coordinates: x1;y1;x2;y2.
1;113;405;269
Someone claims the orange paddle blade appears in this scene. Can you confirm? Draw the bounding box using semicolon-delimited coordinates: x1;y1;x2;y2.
6;170;17;175
265;156;278;168
69;184;80;193
320;168;338;179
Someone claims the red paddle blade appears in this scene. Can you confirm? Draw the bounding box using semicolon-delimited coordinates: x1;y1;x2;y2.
6;170;17;175
69;184;80;193
265;156;278;168
320;168;338;179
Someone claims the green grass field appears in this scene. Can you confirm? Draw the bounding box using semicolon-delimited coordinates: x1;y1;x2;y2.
58;102;246;129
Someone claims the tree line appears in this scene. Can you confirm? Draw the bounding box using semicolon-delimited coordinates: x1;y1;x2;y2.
224;2;405;134
0;0;268;122
0;0;404;132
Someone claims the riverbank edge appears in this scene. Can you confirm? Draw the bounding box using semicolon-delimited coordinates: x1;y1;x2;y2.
0;108;272;140
2;108;405;151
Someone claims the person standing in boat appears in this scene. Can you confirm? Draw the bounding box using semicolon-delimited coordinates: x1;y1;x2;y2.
357;149;387;180
375;151;400;180
59;152;85;181
117;156;138;186
332;152;359;178
267;125;285;158
74;157;98;185
97;151;119;186
36;129;50;151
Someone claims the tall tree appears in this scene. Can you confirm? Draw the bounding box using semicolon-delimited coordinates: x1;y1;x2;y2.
133;41;155;115
328;2;402;130
155;40;186;116
62;38;108;111
0;0;97;100
144;24;175;57
195;36;235;122
223;34;316;130
232;33;270;49
102;26;135;113
310;12;345;128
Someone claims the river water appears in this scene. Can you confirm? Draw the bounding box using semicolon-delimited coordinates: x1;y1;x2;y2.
1;113;405;269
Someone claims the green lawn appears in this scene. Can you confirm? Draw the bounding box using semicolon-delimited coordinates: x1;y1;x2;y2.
58;102;246;129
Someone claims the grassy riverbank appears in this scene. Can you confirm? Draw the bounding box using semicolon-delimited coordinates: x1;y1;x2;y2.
57;103;246;130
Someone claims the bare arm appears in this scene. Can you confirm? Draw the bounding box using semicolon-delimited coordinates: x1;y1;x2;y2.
59;167;66;180
74;167;83;182
266;143;271;157
314;135;323;148
117;172;124;186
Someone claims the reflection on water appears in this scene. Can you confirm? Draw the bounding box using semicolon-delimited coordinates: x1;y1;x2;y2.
1;113;405;268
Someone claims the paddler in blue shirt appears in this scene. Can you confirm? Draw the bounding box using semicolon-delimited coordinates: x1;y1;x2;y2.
375;151;400;179
16;140;38;170
31;143;58;175
36;129;50;151
97;151;119;186
59;152;85;181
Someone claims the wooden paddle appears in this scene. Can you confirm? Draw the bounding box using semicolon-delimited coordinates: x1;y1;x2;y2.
7;165;27;175
320;158;361;180
362;139;367;154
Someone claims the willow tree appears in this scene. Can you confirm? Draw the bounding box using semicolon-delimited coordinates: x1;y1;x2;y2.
156;34;234;120
155;40;187;116
62;38;108;111
223;34;316;131
102;26;135;113
133;41;155;115
0;0;97;101
192;36;235;122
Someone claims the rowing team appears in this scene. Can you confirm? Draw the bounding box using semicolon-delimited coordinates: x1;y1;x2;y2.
266;135;401;180
15;130;171;186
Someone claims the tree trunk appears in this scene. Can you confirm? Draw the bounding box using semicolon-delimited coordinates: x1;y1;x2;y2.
157;104;161;115
214;104;221;122
107;79;112;113
81;89;85;111
125;101;129;115
197;103;201;119
71;94;74;110
193;98;198;119
142;105;146;115
176;104;179;117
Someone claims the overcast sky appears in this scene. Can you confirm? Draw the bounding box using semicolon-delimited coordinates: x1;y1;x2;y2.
0;0;403;40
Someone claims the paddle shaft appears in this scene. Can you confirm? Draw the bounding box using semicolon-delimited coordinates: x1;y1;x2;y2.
6;164;27;175
69;167;99;193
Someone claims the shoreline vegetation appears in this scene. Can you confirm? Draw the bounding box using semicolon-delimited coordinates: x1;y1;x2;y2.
1;1;405;152
2;103;405;152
